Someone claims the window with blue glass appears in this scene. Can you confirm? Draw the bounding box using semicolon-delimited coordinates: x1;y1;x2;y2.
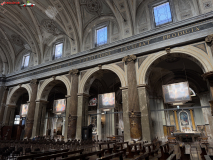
54;43;63;59
21;54;30;69
96;26;107;46
153;2;172;26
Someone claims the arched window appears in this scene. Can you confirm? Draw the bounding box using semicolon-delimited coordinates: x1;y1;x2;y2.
21;54;30;69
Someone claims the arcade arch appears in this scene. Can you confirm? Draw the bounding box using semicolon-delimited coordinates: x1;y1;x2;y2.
77;67;126;141
138;50;211;141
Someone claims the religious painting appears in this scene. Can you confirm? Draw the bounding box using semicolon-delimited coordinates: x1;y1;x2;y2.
162;82;191;104
53;99;66;113
98;92;115;109
179;111;192;132
20;104;28;116
89;98;97;106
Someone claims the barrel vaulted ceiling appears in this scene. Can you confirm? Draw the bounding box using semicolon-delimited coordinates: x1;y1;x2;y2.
0;0;145;75
0;0;211;75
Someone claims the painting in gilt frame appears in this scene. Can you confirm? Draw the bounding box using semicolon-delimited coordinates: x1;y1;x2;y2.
162;81;191;104
53;99;66;113
20;104;28;117
98;92;115;109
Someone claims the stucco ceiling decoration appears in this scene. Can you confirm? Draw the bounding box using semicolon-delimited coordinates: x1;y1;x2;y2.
42;19;59;34
11;34;24;46
85;0;102;14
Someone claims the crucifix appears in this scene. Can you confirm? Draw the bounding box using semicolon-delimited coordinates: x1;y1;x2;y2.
131;121;136;127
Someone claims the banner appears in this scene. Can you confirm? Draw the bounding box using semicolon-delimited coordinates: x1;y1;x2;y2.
162;82;191;103
98;92;115;109
53;99;66;113
20;104;28;116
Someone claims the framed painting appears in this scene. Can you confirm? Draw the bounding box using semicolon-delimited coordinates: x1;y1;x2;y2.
98;92;115;109
162;81;191;104
53;99;66;113
20;104;28;117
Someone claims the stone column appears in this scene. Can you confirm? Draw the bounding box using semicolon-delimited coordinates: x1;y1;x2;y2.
138;85;152;142
32;100;48;138
0;87;8;126
122;55;142;141
67;69;79;140
24;79;38;138
76;93;90;140
189;109;196;131
202;71;213;115
120;87;131;141
0;75;6;105
97;109;102;140
173;110;180;132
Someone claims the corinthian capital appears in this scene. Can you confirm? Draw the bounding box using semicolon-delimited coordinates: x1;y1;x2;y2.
205;34;213;46
69;69;79;75
122;55;137;64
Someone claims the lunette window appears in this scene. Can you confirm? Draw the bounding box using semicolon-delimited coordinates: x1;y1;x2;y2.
96;26;107;46
21;54;30;69
153;2;172;26
54;43;63;59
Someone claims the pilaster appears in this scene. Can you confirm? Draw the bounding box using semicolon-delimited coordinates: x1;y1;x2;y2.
24;79;38;138
123;55;142;141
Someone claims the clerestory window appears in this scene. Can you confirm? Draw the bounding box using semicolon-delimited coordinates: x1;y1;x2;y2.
21;54;30;69
153;2;172;26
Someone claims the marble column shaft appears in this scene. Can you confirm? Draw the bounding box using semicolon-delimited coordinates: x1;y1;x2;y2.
173;110;180;131
121;88;131;141
24;79;38;138
122;55;142;141
138;86;152;142
67;69;79;139
0;88;8;125
189;109;196;131
76;94;89;140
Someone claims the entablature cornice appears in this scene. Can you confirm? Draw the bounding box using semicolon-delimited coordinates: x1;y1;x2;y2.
5;12;213;86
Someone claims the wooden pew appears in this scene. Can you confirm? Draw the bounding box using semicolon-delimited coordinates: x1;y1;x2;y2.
113;142;128;156
166;154;176;160
34;149;84;160
126;142;142;158
17;149;70;160
204;155;212;160
98;142;115;155
96;151;124;160
60;150;104;160
134;152;149;160
158;143;174;160
167;137;177;144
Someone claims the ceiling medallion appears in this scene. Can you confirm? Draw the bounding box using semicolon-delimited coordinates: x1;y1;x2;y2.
11;35;23;46
42;19;58;33
86;0;102;13
165;56;180;63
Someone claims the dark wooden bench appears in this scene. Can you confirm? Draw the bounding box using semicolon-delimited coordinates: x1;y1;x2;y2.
34;149;84;160
204;155;212;160
96;151;124;160
60;150;104;160
99;142;115;155
144;143;159;157
166;154;176;160
158;143;174;160
134;152;149;160
113;142;128;156
17;149;70;160
126;142;142;158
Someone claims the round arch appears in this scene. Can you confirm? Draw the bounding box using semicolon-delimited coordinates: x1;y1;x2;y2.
79;64;127;94
37;75;71;101
6;84;32;105
138;46;213;84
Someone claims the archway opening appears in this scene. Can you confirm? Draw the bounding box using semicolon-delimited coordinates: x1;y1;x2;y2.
41;81;67;140
4;87;29;140
85;69;123;141
146;53;209;142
